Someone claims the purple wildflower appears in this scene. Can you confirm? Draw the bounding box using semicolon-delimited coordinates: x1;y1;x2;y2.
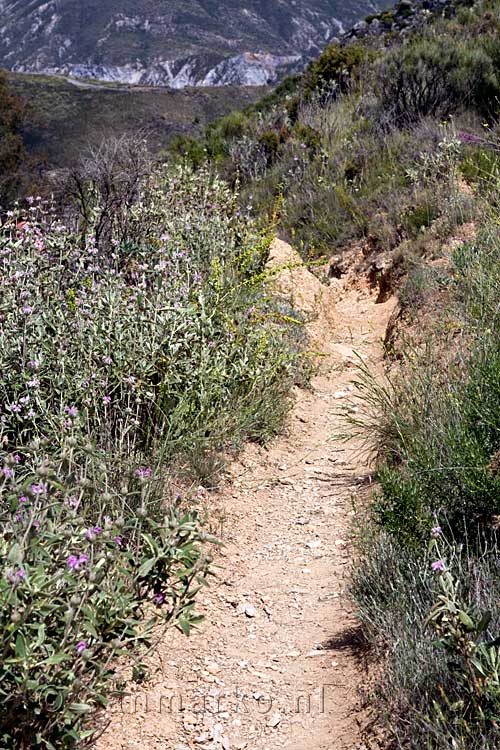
85;526;102;540
6;567;26;584
22;305;33;316
67;554;89;570
2;467;14;479
31;483;47;496
135;467;152;479
75;641;87;655
65;405;78;418
18;496;28;505
153;592;166;605
431;560;446;572
458;131;483;145
27;360;40;370
114;535;123;547
431;526;442;538
102;395;111;405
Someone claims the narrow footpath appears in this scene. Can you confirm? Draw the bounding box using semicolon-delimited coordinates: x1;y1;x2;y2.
97;240;396;750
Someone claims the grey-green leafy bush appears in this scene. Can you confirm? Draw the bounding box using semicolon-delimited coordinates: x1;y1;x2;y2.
0;164;305;479
0;162;306;747
0;438;213;750
352;528;500;750
369;34;498;127
348;211;500;540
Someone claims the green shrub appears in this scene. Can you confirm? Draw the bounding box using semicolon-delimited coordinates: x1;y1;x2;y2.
0;160;307;746
0;165;305;478
0;439;212;749
352;530;500;749
350;217;500;540
371;35;499;126
303;43;366;100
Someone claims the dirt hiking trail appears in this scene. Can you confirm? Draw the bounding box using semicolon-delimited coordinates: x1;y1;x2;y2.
97;239;396;750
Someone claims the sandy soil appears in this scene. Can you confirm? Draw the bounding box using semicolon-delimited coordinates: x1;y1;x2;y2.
96;239;396;750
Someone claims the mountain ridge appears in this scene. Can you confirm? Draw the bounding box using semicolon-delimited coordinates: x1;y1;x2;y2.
0;0;388;87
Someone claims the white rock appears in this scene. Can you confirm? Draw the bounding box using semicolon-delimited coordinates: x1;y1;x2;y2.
244;604;257;618
267;712;281;728
306;539;321;549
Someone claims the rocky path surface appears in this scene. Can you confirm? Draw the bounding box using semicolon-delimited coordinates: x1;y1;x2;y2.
97;240;396;750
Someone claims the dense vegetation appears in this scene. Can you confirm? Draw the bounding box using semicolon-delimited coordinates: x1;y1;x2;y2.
0;148;306;747
172;0;499;257
3;0;500;746
172;0;500;747
0;71;35;207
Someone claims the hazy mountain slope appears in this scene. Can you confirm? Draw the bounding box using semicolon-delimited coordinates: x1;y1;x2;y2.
0;0;387;87
8;72;266;167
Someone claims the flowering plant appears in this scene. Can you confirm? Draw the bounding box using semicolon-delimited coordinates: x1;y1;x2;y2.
426;525;500;734
0;161;305;747
0;456;214;749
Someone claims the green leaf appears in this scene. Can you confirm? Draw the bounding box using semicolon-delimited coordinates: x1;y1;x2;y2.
477;611;492;634
8;543;23;565
15;632;27;659
67;703;92;714
43;653;69;666
35;624;46;648
458;611;475;631
177;616;191;636
138;557;157;578
84;621;98;639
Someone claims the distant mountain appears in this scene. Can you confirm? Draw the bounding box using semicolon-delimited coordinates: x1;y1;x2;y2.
0;1;388;87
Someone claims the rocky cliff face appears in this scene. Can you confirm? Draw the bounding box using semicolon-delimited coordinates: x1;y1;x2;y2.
341;0;470;41
0;0;388;87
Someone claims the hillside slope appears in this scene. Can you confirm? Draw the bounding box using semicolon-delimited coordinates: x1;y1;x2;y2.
0;0;387;87
7;72;266;168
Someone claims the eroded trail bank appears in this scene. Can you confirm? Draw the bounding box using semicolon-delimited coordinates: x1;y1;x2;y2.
97;241;396;750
